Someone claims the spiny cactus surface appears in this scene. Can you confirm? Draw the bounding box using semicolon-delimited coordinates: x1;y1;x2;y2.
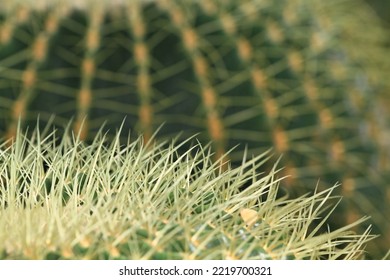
0;0;389;257
0;125;373;259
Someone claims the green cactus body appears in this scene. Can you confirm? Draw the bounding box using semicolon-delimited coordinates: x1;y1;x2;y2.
0;0;389;257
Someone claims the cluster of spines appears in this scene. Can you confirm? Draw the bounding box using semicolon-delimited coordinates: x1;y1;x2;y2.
0;126;373;259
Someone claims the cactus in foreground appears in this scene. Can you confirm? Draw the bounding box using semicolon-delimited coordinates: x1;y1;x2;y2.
0;125;373;259
0;0;389;257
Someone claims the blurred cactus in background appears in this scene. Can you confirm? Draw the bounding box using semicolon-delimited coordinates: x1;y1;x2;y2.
365;0;390;26
0;0;389;258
